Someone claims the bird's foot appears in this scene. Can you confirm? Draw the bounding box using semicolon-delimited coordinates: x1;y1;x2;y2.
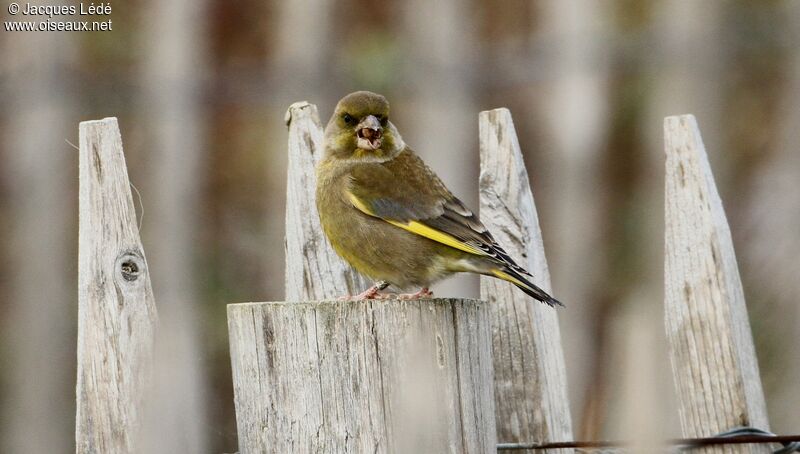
338;281;392;301
396;287;434;300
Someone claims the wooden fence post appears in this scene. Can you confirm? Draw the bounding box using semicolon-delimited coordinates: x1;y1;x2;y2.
478;109;573;450
76;118;158;453
284;102;369;301
228;299;496;453
227;103;497;452
664;115;769;452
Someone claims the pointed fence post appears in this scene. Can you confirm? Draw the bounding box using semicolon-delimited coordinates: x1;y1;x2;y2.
664;115;769;452
76;118;158;453
228;103;497;453
283;101;369;300
479;108;573;450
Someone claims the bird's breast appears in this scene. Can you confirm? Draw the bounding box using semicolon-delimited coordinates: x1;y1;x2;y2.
315;165;450;288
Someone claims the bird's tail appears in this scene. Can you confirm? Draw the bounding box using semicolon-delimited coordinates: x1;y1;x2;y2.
490;267;564;307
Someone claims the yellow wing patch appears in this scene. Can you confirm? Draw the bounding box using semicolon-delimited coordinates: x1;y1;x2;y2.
348;192;376;215
347;192;488;257
387;220;487;256
491;269;528;288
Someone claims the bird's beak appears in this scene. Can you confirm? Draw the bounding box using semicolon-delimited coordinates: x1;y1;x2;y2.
356;115;383;150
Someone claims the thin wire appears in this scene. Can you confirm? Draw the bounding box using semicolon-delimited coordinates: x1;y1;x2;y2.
67;138;145;232
129;180;145;232
706;427;800;454
497;431;800;452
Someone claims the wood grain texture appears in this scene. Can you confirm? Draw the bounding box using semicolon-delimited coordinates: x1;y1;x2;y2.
664;115;769;453
284;102;370;301
478;109;573;450
228;299;496;454
76;118;158;453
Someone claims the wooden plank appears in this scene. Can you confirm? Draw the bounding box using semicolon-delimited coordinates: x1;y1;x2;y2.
664;115;769;453
284;102;369;301
478;108;573;450
228;299;496;453
76;118;158;453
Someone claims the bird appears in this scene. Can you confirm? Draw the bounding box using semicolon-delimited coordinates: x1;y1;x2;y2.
315;91;563;307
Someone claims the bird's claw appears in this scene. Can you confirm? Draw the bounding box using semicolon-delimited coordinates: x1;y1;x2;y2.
337;292;393;301
396;288;434;300
338;284;432;301
338;282;393;301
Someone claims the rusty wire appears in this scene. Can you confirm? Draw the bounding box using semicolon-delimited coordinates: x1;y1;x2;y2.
497;427;800;452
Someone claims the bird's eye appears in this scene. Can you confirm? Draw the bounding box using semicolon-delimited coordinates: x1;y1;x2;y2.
342;113;355;125
379;116;388;126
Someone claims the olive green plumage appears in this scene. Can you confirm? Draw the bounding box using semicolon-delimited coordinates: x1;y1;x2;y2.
316;91;562;307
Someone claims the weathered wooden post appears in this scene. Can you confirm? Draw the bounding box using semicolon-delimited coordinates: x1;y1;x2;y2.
664;115;769;453
76;118;158;453
228;299;495;453
479;109;573;451
227;103;497;453
283;101;369;300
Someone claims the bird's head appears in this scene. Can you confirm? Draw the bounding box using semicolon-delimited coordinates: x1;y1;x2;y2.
324;91;404;162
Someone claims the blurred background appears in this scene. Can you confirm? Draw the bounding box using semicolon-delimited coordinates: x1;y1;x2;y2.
1;0;799;452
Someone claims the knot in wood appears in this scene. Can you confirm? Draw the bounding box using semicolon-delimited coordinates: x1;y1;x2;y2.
115;251;145;283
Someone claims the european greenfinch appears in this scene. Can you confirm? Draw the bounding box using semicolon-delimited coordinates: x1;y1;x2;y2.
316;91;562;307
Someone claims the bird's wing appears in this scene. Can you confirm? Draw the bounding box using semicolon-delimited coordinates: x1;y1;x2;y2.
346;149;528;273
